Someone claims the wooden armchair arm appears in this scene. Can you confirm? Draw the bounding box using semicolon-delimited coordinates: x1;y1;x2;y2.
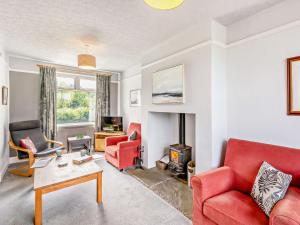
46;139;64;147
8;139;32;154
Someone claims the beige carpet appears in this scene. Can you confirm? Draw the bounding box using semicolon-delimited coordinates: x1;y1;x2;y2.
0;159;191;225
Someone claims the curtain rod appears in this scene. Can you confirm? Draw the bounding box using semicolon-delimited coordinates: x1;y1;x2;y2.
37;64;120;76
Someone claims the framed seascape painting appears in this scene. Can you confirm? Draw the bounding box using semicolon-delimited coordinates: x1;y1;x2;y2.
287;56;300;115
130;89;141;107
152;65;184;104
2;86;8;105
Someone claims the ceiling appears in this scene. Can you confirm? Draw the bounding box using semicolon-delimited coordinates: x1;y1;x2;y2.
0;0;285;71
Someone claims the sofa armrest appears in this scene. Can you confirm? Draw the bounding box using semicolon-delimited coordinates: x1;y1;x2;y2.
118;140;140;150
105;135;128;146
191;166;235;201
191;166;235;223
270;188;300;225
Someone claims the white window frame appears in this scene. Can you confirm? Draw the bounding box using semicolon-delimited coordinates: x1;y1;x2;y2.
56;74;96;126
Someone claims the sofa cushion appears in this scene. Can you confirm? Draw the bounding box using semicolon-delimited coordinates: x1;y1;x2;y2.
251;161;292;216
204;190;268;225
270;187;300;225
106;145;118;158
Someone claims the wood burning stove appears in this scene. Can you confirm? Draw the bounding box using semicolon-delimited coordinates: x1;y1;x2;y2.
168;113;192;178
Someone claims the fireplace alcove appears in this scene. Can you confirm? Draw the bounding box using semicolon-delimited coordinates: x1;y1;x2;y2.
146;111;196;171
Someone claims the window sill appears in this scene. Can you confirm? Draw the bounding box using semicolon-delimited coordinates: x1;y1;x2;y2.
57;122;95;128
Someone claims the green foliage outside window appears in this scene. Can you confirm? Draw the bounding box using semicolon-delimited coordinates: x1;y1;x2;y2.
57;90;95;124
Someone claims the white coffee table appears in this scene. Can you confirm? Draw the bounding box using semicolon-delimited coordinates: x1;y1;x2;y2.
33;152;103;225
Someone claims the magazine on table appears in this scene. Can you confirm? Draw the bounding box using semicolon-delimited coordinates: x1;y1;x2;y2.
30;157;53;168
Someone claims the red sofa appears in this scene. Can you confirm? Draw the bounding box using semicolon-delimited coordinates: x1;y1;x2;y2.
192;138;300;225
105;122;141;171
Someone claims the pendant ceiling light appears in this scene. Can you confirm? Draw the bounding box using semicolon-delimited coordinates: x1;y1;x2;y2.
78;54;96;69
78;44;96;69
144;0;184;10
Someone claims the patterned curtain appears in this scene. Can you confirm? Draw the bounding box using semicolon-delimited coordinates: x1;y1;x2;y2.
95;73;111;131
40;66;57;140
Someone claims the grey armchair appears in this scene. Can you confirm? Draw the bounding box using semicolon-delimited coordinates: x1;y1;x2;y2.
9;120;64;177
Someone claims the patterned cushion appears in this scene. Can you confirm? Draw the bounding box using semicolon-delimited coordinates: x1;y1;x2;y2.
128;131;137;141
19;137;37;154
251;161;292;216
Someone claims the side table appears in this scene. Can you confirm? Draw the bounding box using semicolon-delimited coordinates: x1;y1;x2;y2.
67;135;92;152
94;131;126;152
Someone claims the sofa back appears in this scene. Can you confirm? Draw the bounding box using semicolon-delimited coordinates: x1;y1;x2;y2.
224;138;300;194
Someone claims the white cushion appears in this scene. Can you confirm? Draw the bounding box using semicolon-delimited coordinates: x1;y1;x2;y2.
251;161;292;216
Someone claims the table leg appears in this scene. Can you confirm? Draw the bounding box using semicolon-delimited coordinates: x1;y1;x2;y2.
97;172;102;204
35;189;42;225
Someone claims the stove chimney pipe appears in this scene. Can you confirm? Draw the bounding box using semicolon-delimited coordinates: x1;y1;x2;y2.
179;113;185;145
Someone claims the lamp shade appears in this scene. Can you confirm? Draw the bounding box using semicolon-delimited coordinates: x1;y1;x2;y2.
144;0;184;10
78;54;96;69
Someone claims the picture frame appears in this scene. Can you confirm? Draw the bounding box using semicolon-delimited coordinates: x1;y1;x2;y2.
287;56;300;115
152;64;184;104
130;89;141;107
2;86;8;105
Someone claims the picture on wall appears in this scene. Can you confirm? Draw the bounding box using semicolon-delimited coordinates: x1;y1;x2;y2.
2;86;8;105
287;56;300;115
152;64;184;104
130;89;141;107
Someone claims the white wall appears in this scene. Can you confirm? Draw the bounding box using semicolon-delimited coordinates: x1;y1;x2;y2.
227;23;300;148
9;71;40;122
211;44;227;167
141;45;214;170
0;50;9;181
120;21;228;172
147;112;175;164
121;66;142;129
227;0;300;43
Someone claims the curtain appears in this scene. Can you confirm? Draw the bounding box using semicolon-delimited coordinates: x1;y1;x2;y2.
40;66;57;140
95;73;111;131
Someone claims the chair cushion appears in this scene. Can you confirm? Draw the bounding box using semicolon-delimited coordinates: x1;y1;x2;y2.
204;190;268;225
106;145;118;158
11;128;48;159
34;146;64;157
11;128;48;152
19;137;37;154
270;187;300;225
9;120;41;131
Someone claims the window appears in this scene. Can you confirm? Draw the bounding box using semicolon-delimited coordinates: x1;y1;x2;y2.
56;76;75;89
56;75;96;124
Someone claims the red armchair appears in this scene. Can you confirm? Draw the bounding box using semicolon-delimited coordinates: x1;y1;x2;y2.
192;138;300;225
105;122;141;171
